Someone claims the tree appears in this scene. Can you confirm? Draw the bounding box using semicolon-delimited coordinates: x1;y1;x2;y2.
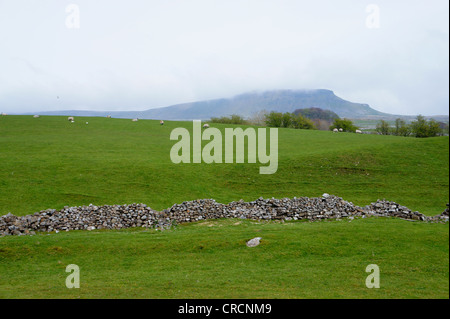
264;112;283;127
410;115;442;138
439;122;449;135
376;120;391;135
427;119;443;137
393;118;411;137
330;118;358;132
281;112;293;128
264;111;316;130
410;115;428;138
291;113;316;130
210;114;247;125
248;110;268;126
230;114;247;124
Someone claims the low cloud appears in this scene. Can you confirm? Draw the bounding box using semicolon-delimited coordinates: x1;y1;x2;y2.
0;0;448;115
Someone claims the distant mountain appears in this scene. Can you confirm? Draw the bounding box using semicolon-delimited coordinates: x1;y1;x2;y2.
135;89;387;120
22;89;449;122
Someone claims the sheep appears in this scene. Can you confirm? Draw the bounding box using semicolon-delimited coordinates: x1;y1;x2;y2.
1;113;7;116
355;129;362;134
203;123;210;129
160;120;164;125
339;128;343;132
132;118;138;122
33;115;40;118
333;128;338;133
106;115;112;118
68;116;74;122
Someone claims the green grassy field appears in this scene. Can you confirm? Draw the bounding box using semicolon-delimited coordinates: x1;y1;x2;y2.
0;115;448;298
0;115;448;216
0;218;448;299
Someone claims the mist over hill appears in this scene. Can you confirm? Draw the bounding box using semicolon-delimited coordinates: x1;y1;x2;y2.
133;89;385;120
21;89;448;122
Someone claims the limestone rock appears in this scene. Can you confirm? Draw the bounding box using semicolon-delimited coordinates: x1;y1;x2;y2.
0;197;447;236
246;237;262;247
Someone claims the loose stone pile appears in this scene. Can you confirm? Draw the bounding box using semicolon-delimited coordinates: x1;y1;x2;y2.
1;204;162;236
1;195;448;236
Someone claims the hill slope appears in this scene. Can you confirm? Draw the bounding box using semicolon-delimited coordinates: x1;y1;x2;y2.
0;115;448;216
0;116;448;299
0;218;448;298
139;89;386;120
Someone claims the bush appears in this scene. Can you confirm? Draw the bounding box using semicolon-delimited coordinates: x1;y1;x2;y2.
264;111;316;130
393;118;411;137
376;120;391;135
248;110;268;126
375;116;443;138
410;115;443;138
210;114;248;125
290;114;316;130
329;118;358;132
426;119;443;137
264;112;284;127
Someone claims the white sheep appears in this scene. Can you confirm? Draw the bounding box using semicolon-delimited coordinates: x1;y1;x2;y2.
339;128;343;132
68;116;74;121
132;118;138;122
33;115;40;118
203;123;210;128
333;128;338;133
355;129;362;134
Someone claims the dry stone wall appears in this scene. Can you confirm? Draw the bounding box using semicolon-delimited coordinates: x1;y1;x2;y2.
1;195;448;236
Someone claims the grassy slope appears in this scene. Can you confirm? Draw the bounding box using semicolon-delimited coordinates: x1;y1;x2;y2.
0;115;448;216
0;116;448;299
0;218;448;299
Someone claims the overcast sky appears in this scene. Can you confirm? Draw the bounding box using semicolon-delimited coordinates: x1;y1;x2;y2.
0;0;448;115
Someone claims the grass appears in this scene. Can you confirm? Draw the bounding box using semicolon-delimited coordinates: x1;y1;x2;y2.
0;115;448;298
0;115;448;216
0;218;447;299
